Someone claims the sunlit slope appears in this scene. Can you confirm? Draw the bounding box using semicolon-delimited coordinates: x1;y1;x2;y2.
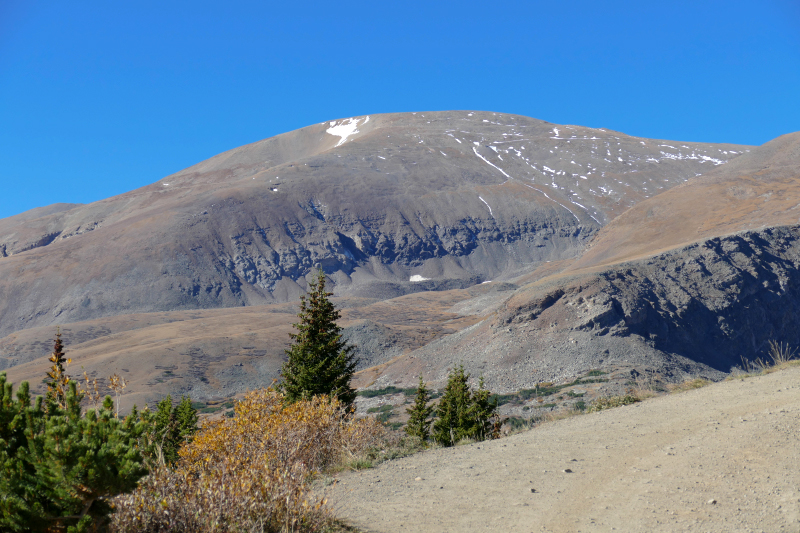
0;112;748;341
423;131;800;388
566;131;800;272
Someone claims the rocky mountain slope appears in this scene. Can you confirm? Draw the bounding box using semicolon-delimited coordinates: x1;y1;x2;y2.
6;110;793;406
0;112;747;339
365;132;800;391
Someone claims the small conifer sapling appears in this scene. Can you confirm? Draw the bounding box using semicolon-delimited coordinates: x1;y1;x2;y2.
405;375;434;442
149;394;199;465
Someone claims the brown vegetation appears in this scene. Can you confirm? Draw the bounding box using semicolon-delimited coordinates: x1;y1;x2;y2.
111;388;385;532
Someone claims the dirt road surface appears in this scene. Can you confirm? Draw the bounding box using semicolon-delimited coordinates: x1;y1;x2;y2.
322;367;800;532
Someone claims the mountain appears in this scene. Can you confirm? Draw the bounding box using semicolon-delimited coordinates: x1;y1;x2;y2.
0;111;763;406
0;112;748;337
363;131;800;392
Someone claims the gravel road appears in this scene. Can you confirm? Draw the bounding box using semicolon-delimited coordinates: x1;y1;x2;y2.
321;367;800;532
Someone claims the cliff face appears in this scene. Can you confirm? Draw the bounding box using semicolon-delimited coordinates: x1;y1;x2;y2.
0;112;747;339
521;226;800;372
355;225;800;394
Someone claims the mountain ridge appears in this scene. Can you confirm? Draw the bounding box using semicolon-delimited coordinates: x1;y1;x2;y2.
3;110;784;407
0;111;749;339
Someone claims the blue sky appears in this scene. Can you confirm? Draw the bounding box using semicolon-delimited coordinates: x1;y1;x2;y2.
1;0;798;219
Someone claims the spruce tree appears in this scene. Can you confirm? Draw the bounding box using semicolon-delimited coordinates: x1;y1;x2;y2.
151;395;176;463
149;395;198;465
405;375;434;441
468;376;499;441
432;365;473;446
174;395;200;443
432;366;499;447
279;269;358;410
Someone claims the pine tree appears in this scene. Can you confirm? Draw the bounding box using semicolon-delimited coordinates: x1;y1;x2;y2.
432;365;473;446
405;375;434;442
174;395;199;443
279;269;358;410
148;395;199;465
468;376;499;441
151;395;177;463
432;366;499;447
0;372;151;532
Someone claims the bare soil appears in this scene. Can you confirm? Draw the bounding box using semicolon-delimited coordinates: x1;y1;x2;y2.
322;366;800;532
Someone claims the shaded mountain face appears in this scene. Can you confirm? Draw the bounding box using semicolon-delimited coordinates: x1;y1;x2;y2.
0;112;749;340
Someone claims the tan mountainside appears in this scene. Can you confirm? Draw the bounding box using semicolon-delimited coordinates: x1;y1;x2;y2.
319;131;800;394
566;130;800;272
384;130;800;391
3;111;790;407
1;283;507;409
0;112;747;340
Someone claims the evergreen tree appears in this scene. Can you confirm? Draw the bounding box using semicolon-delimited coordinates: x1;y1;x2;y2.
0;372;151;532
432;365;473;446
174;395;200;443
279;269;358;410
468;376;499;441
405;375;434;442
151;395;176;463
149;395;198;465
432;366;499;447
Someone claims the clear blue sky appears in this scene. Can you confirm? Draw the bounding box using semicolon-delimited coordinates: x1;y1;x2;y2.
1;0;798;219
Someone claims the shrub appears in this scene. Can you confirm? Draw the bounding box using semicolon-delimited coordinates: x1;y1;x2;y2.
504;416;533;431
366;404;394;414
111;388;385;532
0;373;150;532
586;394;640;413
375;409;394;424
357;386;418;398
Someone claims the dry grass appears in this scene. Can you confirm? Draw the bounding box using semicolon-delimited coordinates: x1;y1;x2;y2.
111;389;386;533
586;394;640;413
332;433;431;473
767;340;797;365
729;341;800;379
629;388;659;400
668;378;712;393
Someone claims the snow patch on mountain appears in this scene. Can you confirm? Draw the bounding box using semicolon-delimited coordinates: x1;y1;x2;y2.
326;117;369;147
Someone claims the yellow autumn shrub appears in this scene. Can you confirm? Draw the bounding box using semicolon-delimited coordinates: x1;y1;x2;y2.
111;388;385;533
